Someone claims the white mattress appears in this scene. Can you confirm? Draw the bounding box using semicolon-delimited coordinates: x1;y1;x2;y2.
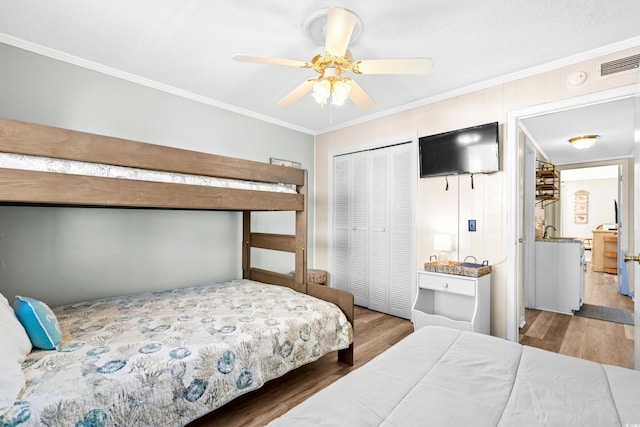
268;326;640;427
0;152;296;193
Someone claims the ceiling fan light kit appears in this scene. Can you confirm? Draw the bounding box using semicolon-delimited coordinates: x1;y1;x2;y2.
233;7;432;113
569;135;599;150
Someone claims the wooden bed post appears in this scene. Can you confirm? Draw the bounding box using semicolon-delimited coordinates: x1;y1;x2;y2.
242;211;251;279
295;170;308;294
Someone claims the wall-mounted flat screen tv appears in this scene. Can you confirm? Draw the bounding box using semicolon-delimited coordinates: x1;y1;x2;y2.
419;122;499;178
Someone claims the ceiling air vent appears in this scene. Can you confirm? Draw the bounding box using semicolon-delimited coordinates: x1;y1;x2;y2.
597;53;640;77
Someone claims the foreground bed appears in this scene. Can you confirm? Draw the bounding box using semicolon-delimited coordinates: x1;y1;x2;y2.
268;326;640;426
3;279;351;426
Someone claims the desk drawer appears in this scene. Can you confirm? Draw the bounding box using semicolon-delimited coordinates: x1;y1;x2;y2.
419;273;475;297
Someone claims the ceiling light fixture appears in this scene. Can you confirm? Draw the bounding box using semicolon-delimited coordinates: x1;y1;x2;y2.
234;7;432;112
569;135;599;150
311;67;352;107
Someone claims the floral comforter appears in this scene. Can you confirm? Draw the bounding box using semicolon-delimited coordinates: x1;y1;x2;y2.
2;279;353;427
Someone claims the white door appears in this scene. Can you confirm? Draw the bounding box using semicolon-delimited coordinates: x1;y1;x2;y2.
350;153;370;306
332;151;370;306
388;145;414;318
331;141;416;318
333;151;371;306
333;155;351;293
368;150;390;312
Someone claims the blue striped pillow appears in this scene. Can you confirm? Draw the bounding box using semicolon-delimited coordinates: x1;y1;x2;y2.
13;296;61;350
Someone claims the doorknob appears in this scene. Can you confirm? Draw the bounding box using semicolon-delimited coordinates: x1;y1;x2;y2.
623;253;640;263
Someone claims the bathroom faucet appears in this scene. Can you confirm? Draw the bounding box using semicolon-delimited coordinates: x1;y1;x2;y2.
543;225;556;239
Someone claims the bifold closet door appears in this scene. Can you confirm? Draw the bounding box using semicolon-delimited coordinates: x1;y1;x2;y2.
387;145;413;319
333;152;369;306
369;144;413;318
368;150;390;312
332;143;413;318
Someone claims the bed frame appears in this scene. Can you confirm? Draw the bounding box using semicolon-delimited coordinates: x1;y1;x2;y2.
0;117;354;365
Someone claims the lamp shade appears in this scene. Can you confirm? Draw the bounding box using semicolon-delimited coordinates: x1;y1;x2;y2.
569;135;598;150
433;233;452;251
331;79;351;105
312;80;331;105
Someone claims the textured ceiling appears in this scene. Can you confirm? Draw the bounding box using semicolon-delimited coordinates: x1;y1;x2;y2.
521;96;637;166
1;0;639;137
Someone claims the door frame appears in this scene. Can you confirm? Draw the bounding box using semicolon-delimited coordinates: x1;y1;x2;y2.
522;141;536;314
633;86;640;369
505;84;639;347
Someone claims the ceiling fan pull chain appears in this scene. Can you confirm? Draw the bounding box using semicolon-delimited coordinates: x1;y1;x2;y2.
329;95;334;123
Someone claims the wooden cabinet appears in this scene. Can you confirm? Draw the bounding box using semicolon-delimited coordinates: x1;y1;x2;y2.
592;230;617;274
535;168;559;207
412;270;490;334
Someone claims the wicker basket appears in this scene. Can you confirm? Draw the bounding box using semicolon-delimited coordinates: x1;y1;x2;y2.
423;261;491;278
307;269;328;285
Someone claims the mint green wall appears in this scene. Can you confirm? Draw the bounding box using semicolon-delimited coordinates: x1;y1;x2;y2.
0;43;314;306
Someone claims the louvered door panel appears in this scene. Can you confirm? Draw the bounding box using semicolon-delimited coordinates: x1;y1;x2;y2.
350;154;370;306
389;146;413;318
368;151;389;312
332;156;351;291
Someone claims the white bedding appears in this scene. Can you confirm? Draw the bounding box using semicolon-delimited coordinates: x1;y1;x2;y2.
268;326;640;427
0;153;297;193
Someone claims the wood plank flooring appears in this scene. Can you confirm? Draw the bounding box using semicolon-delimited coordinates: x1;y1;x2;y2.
520;263;634;368
187;306;414;427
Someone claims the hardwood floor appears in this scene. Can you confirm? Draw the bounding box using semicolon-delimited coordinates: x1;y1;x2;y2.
188;306;414;427
520;262;634;368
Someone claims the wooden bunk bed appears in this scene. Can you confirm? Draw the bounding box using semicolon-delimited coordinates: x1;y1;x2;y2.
0;117;354;426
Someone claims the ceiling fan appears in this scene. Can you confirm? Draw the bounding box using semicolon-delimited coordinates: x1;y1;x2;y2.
233;7;432;110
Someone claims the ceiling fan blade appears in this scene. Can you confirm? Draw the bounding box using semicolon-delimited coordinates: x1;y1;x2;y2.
346;79;375;110
324;8;357;57
233;54;310;68
277;79;316;107
355;58;433;75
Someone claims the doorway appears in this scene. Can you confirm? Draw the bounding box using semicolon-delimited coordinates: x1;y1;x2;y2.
505;83;640;369
523;159;634;368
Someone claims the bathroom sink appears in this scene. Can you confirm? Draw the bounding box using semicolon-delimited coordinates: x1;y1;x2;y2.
536;237;581;243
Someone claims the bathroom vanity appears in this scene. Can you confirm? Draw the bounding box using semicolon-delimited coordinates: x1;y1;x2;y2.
534;239;585;314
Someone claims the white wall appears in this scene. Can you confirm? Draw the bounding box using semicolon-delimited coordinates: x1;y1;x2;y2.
0;43;314;306
560;177;618;240
315;44;640;338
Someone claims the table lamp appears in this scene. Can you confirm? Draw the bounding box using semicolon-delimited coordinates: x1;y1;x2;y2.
434;233;451;264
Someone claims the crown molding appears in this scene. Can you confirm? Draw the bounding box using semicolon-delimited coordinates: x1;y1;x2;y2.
0;34;315;135
317;35;640;134
3;32;639;137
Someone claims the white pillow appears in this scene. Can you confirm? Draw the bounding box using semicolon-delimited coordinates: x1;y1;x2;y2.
0;293;32;416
